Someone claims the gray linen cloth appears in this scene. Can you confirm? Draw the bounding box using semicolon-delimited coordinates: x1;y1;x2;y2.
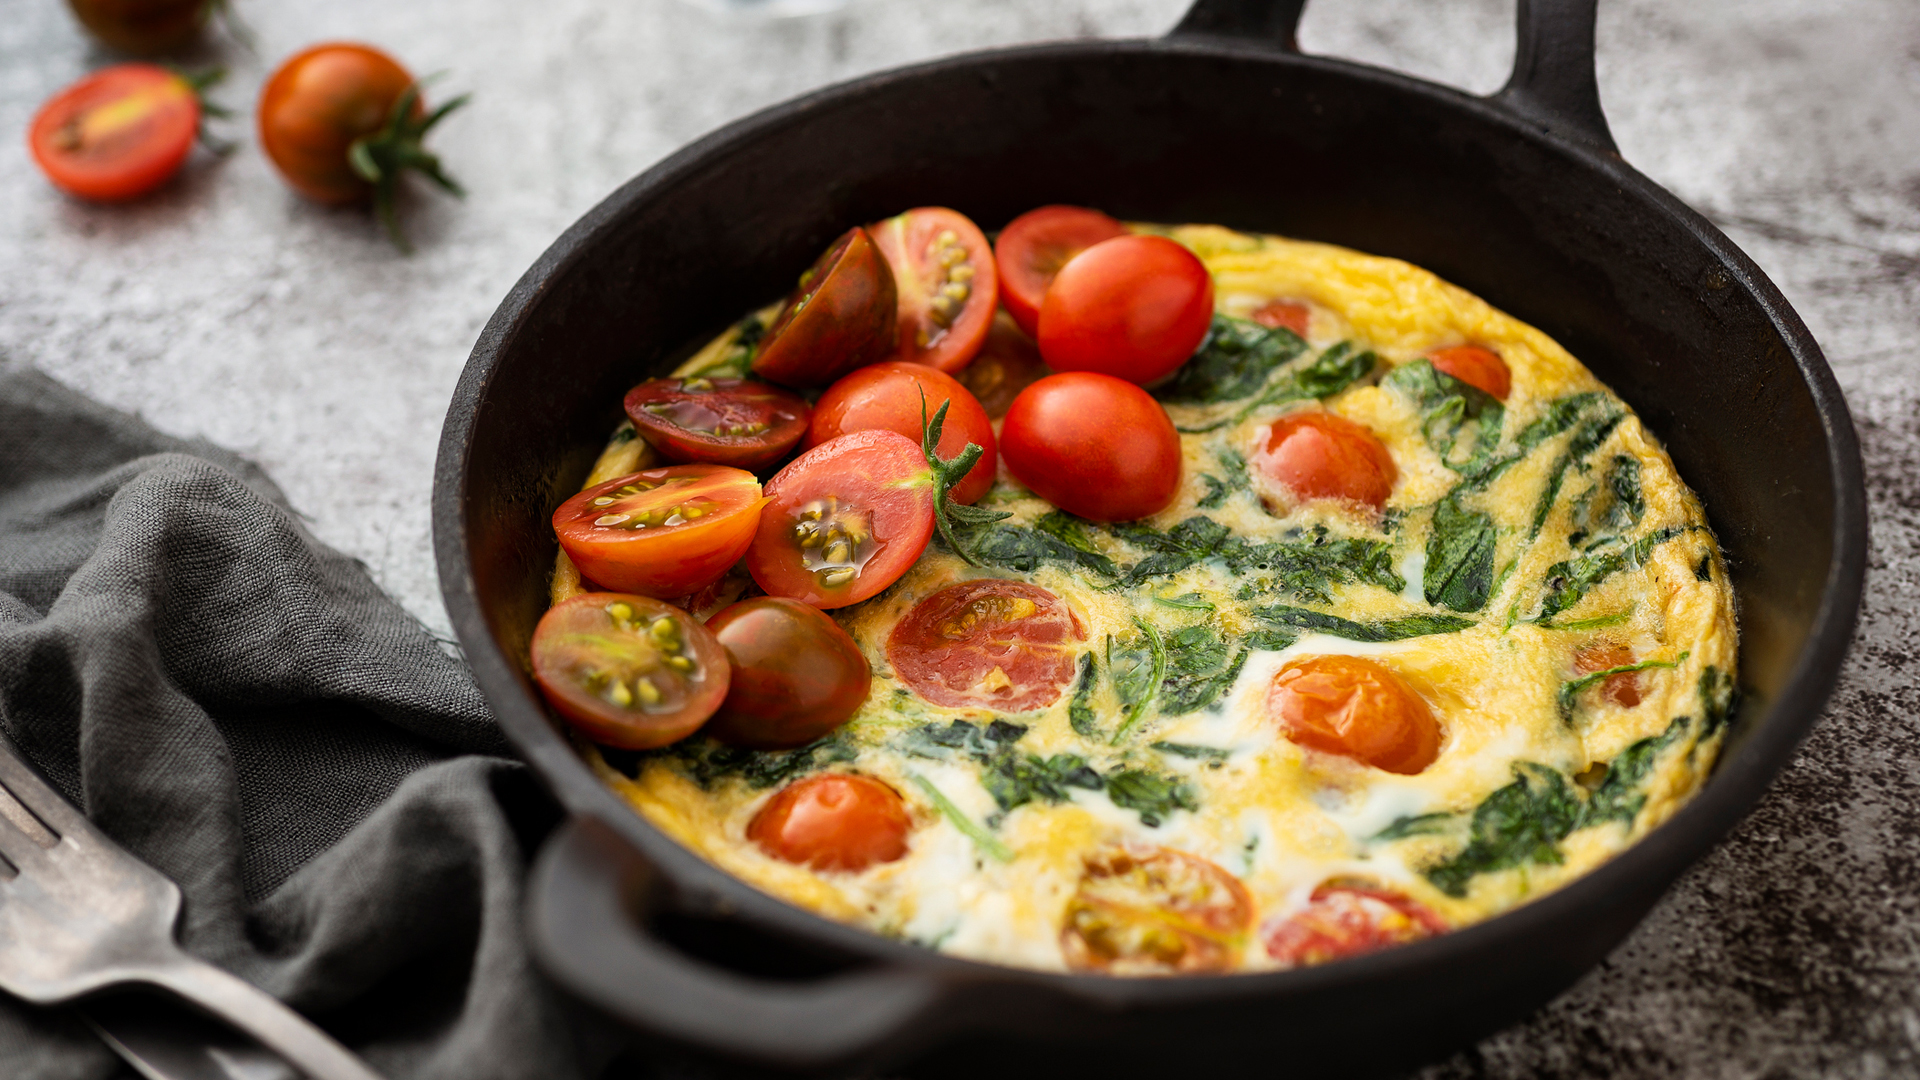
0;369;608;1079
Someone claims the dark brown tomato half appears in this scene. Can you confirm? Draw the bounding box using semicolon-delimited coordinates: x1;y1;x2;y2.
752;226;899;387
702;597;873;750
745;429;934;609
530;593;730;749
1061;846;1255;975
886;579;1086;712
1264;878;1449;968
624;376;811;472
870;207;998;374
554;465;766;599
956;310;1050;419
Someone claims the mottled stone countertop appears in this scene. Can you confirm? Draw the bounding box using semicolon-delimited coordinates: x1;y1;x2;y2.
3;0;1914;1075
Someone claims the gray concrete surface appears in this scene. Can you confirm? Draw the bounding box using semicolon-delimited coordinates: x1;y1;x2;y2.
3;0;1915;1075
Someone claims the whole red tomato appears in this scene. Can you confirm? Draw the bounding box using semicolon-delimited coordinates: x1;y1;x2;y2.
29;64;199;202
808;362;997;504
999;372;1182;522
1036;234;1215;385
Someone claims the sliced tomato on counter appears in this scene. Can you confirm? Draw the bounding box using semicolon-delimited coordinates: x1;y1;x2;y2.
752;226;899;387
994;205;1128;336
554;465;766;598
1036;233;1215;386
886;579;1085;711
30;64;199;201
530;593;730;749
1427;344;1512;401
1573;641;1643;708
1255;411;1397;513
748;773;912;872
1267;655;1440;774
1061;846;1254;975
956;310;1049;419
702;597;872;750
808;362;997;504
624;376;811;472
870;207;998;374
1265;878;1449;967
1000;372;1181;522
1251;299;1312;338
745;430;933;609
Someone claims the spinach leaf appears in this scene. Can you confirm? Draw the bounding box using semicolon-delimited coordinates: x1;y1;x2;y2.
1108;618;1168;742
1113;515;1235;586
1608;455;1646;526
1557;653;1684;722
1424;496;1497;612
1173;341;1378;434
1240;629;1300;652
1254;604;1475;642
1068;653;1100;738
1195;449;1250;510
982;752;1104;813
1528;412;1625;538
910;774;1012;862
1157;625;1249;715
1152;592;1216;612
1222;529;1404;604
1152;741;1231;763
1515;392;1606;452
1584;716;1689;825
1425;763;1584;898
1103;769;1199;828
1383;359;1505;474
1158;315;1307;404
1373;812;1456;841
1534;525;1691;621
966;510;1120;579
899;719;1028;762
654;733;857;790
1699;665;1737;736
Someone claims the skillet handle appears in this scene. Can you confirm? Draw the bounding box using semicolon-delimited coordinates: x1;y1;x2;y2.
527;815;950;1070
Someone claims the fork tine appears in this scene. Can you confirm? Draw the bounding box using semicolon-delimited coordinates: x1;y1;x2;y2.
0;744;92;841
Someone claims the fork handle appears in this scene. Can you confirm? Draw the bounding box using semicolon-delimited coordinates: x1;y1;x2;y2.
139;955;384;1080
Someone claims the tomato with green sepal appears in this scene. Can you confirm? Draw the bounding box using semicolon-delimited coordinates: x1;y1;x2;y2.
1036;234;1215;385
1255;411;1397;512
870;207;998;374
999;372;1181;523
808;362;997;504
29;64;219;201
748;774;912;872
994;205;1129;337
745;430;934;608
752;226;898;387
624;376;811;472
703;597;872;750
554;465;766;599
531;593;730;749
1266;655;1440;774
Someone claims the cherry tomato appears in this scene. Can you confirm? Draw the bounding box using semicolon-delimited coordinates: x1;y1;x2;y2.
745;430;934;609
29;64;197;202
748;773;911;872
1267;655;1441;774
530;593;730;749
1036;234;1215;385
1255;411;1397;512
66;0;208;55
702;598;872;750
1061;846;1254;975
554;465;766;599
1251;299;1312;338
753;226;899;387
993;205;1128;337
260;44;418;203
1000;372;1181;522
870;207;998;374
1573;641;1642;708
624;376;811;472
808;362;996;505
1264;878;1449;968
1427;345;1512;401
956;311;1049;419
886;579;1086;711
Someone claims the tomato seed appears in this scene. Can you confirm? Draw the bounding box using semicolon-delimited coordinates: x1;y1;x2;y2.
595;514;632;527
681;377;714;392
634;677;662;706
607;681;634;708
818;566;857;588
666;655;694;672
592;496;616;507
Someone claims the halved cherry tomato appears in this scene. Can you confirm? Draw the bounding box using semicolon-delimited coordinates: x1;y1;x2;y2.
1573;641;1642;708
1251;299;1312;338
870;208;998;374
702;598;872;750
1036;234;1215;385
1255;411;1397;512
1000;372;1181;522
67;0;208;55
624;376;811;472
554;465;766;599
1267;655;1440;774
886;579;1085;711
808;362;996;504
530;593;730;749
1427;345;1512;400
1061;846;1254;975
748;773;911;872
753;226;898;387
994;205;1128;337
745;430;933;609
956;311;1049;419
1264;878;1449;968
29;64;197;202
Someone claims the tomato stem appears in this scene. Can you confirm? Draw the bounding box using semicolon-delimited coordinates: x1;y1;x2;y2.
347;76;470;253
167;65;236;155
920;392;1010;565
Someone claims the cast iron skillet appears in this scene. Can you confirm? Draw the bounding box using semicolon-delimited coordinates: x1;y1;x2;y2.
433;0;1867;1073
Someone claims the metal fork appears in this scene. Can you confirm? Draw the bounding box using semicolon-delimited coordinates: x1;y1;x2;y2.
0;745;383;1080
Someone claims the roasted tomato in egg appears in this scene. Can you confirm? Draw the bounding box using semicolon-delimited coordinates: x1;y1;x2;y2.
1000;372;1181;522
870;207;998;374
1255;411;1397;512
1251;299;1312;338
808;362;996;504
624;376;811;472
1036;233;1215;386
1264;878;1449;967
1573;641;1643;708
1061;846;1254;975
993;204;1128;336
29;64;199;201
703;598;872;750
530;593;730;749
745;430;934;609
1427;345;1512;401
752;226;899;387
1267;655;1440;775
956;311;1049;419
748;773;911;872
554;465;766;599
886;579;1085;711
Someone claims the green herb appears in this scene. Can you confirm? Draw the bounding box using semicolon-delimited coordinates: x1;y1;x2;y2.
1694;551;1714;582
1157;315;1308;404
920;397;1014;566
1068;653;1100;738
1222;529;1404;604
1156;624;1249;716
1607;455;1646;526
1173;341;1377;433
1152;741;1231;763
1153;592;1216;612
965;521;1121;578
1545;607;1634;631
1195;449;1251;510
1424;763;1585;898
1103;769;1199;828
910;774;1013;862
1699;665;1737;736
1372;811;1457;841
1424;496;1497;612
1534;525;1692;621
1109;618;1168;743
652;733;857;790
1240;629;1300;652
1382;359;1505;474
1253;605;1475;642
1528;412;1624;538
982;752;1105;813
1584;716;1689;824
1516;392;1606;452
1113;516;1235;587
1557;653;1685;722
899;718;1028;762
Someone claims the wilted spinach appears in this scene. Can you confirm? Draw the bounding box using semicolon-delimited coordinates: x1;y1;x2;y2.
650;732;857;790
965;510;1120;579
1157;315;1308;404
1172;340;1378;433
1223;528;1404;604
1068;653;1100;738
1253;604;1475;642
1424;762;1585;898
1383;359;1505;474
1424;496;1497;612
1112;516;1235;586
1556;653;1684;722
1107;619;1168;741
1528;411;1625;538
1533;525;1692;621
1699;665;1737;736
1583;716;1689;825
1195;449;1251;510
1157;624;1249;716
1103;769;1199;828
